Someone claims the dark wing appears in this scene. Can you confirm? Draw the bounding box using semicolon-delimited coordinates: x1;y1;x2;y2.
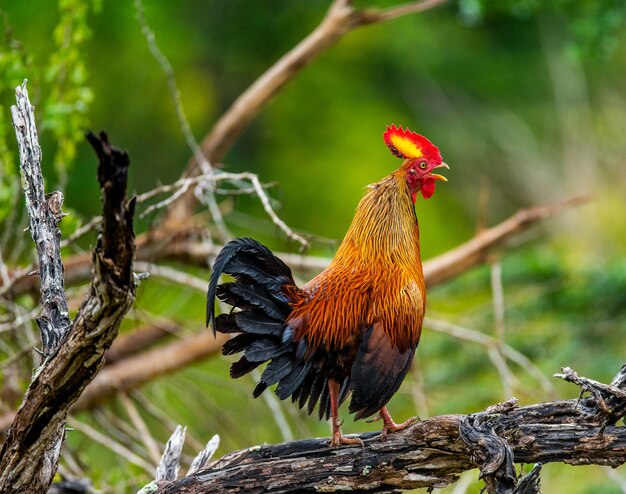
348;323;416;420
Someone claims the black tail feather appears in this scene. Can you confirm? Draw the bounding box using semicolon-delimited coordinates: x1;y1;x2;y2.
318;383;331;421
207;237;326;419
255;355;294;395
206;237;295;330
236;312;283;336
245;338;292;362
222;334;256;355
276;360;313;400
307;374;326;416
214;313;239;334
230;356;263;378
229;284;289;320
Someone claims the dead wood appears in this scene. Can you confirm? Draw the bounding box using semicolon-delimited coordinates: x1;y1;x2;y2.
0;83;136;494
150;365;626;494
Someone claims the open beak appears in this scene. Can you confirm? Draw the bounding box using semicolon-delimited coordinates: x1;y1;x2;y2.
430;162;449;182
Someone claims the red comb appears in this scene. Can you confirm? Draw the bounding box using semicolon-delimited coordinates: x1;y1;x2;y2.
383;124;442;163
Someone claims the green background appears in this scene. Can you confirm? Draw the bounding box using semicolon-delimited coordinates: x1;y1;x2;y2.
1;1;625;492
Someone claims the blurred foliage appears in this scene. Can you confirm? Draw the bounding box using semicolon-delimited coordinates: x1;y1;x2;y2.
43;0;99;186
1;0;626;492
458;0;626;59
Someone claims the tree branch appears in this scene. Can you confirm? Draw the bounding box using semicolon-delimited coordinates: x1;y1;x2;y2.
163;0;449;225
10;81;70;356
72;331;228;412
150;366;626;493
0;84;136;494
422;194;590;287
164;195;591;288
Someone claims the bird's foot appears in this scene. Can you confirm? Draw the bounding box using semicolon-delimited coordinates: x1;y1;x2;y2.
379;407;419;441
330;431;365;448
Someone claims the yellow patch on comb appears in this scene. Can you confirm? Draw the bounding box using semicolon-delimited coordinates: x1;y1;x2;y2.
388;133;423;159
383;124;441;162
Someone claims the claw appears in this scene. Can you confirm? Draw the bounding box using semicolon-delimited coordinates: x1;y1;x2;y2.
330;432;365;448
379;406;419;441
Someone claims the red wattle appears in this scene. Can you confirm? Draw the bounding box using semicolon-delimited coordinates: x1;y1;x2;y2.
420;178;436;199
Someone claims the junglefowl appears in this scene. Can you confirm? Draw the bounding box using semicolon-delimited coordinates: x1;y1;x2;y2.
206;125;448;446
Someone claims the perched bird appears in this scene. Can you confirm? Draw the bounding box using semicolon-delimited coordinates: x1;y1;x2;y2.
206;125;448;446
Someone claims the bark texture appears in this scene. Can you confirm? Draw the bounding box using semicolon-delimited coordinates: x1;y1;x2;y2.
151;366;626;494
10;82;70;356
0;83;136;494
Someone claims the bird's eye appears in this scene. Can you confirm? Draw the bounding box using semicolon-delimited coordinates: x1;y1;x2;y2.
419;162;427;169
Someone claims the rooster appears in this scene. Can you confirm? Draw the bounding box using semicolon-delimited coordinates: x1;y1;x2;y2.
206;125;448;446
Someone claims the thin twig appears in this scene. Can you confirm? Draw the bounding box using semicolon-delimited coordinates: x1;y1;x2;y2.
133;261;207;292
251;369;294;442
0;247;10;288
67;417;154;475
213;181;277;196
409;358;430;419
490;259;506;343
135;0;229;242
57;448;86;480
0;265;32;297
425;317;556;397
605;467;626;494
119;392;162;467
486;345;517;399
360;0;450;24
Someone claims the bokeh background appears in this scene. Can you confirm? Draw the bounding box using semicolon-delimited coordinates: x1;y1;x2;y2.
1;1;625;492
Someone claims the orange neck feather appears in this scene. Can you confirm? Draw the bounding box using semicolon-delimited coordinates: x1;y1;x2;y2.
332;167;420;270
289;166;425;351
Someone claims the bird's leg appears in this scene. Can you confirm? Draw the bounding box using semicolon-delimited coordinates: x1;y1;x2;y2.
379;406;418;441
328;378;364;448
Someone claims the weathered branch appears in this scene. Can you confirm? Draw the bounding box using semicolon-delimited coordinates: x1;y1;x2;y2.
0;85;136;494
10;81;70;356
151;366;626;493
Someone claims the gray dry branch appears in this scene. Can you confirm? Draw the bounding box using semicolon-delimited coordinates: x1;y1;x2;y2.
151;366;626;494
0;84;136;494
10;82;70;356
